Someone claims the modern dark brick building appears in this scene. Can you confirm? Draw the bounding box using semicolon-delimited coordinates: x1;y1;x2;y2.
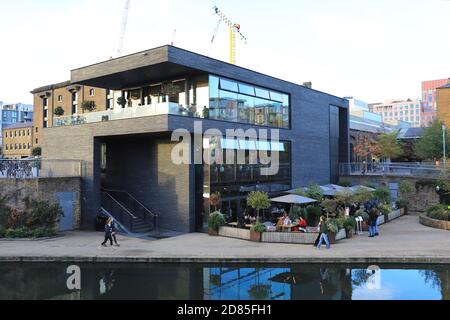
37;45;349;233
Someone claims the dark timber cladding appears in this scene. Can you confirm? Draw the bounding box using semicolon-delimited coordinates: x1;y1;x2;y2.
44;45;351;232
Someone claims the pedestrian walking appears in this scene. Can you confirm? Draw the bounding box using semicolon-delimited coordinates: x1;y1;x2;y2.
368;208;378;238
101;217;114;247
110;218;120;247
316;216;331;250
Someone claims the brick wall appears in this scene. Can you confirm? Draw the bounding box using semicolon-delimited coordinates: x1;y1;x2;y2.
0;177;82;229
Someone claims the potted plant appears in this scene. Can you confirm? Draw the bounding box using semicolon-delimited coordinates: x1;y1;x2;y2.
396;199;409;215
343;217;357;238
335;189;355;217
357;210;370;231
326;219;340;244
208;211;226;236
81;100;96;113
250;221;266;242
54;106;65;117
117;97;127;108
380;204;391;222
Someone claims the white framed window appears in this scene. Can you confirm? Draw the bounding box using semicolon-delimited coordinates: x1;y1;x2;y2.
58;95;63;102
89;88;95;96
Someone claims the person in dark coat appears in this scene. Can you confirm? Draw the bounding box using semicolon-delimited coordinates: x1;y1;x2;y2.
101;218;115;247
368;208;378;238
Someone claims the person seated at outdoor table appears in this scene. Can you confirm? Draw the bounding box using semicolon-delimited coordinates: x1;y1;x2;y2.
298;217;307;232
276;211;292;231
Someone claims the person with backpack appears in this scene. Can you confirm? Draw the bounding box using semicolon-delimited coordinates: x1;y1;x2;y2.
316;216;331;250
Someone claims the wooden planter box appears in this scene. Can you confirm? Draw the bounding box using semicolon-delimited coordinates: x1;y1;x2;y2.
250;230;262;242
346;229;353;239
327;232;337;244
208;229;219;236
362;221;369;231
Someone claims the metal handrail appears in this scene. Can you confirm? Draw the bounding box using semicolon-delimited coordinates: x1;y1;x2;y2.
103;189;158;219
102;191;137;219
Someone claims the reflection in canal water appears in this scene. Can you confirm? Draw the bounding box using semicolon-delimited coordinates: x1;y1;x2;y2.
0;263;449;300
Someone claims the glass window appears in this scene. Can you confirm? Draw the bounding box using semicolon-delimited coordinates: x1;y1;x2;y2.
238;83;255;96
209;76;220;120
220;79;238;92
237;94;254;124
254;98;269;126
270;91;284;102
255;87;270;99
268;101;282;127
219;90;238;122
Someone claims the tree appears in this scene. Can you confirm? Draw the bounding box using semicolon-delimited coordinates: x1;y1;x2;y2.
209;192;221;212
321;199;337;218
373;132;403;160
81;100;96;112
32;147;42;157
54;106;65;117
353;134;378;161
247;191;271;221
414;121;450;161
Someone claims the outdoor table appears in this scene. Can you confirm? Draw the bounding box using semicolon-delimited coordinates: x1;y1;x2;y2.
281;224;296;232
228;222;238;228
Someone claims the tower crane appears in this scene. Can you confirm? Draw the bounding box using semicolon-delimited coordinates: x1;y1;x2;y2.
116;0;131;57
212;6;247;65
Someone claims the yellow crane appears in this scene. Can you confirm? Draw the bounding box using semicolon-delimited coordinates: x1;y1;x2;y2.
212;6;248;65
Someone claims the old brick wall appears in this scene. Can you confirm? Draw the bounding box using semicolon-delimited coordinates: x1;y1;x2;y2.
0;177;82;229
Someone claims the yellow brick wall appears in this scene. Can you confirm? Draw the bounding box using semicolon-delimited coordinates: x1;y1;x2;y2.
437;87;450;127
33;84;108;148
2;126;34;159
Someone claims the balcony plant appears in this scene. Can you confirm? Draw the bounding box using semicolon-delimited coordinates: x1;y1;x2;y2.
202;107;210;119
208;211;226;236
117;97;127;108
32;147;42;157
81;100;96;113
54;106;65;117
250;221;266;242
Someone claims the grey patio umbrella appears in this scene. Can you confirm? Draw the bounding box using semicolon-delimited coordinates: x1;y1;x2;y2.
271;194;318;205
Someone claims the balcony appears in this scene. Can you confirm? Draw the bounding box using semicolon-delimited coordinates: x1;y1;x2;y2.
53;102;204;127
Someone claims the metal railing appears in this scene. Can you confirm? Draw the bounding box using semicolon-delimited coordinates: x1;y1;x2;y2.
340;162;449;178
101;191;136;232
103;189;159;232
0;159;83;179
53;102;206;127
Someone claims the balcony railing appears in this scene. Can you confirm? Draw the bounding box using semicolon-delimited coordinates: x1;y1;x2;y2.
0;159;83;179
339;162;449;178
53;102;204;127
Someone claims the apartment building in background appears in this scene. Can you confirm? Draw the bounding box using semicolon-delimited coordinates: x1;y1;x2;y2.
421;78;450;127
31;82;110;148
437;83;450;128
369;99;421;127
0;103;33;150
2;122;34;159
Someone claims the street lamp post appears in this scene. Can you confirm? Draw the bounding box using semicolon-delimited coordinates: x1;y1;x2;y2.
443;124;447;175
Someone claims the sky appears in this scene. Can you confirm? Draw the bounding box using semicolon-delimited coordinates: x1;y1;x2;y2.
0;0;449;105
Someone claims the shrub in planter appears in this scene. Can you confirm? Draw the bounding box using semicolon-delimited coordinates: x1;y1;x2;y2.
426;204;448;215
428;209;450;222
343;217;357;238
208;211;226;236
374;187;391;204
250;221;266;242
396;199;409;215
326;219;340;244
357;210;370;231
321;199;337;218
29;200;64;229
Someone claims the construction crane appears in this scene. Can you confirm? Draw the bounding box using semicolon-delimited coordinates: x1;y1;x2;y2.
116;0;131;57
212;6;247;65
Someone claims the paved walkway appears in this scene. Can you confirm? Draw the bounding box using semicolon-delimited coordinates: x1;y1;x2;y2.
1;216;449;264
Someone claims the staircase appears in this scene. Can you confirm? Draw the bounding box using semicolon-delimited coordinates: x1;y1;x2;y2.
101;189;159;234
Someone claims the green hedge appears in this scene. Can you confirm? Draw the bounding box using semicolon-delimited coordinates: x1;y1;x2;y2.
0;227;57;239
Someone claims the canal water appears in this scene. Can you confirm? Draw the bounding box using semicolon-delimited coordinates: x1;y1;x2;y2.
0;263;449;300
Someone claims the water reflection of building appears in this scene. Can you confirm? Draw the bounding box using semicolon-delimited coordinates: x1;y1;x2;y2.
203;266;352;300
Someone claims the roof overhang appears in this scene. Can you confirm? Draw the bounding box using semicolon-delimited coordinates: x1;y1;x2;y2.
71;46;204;90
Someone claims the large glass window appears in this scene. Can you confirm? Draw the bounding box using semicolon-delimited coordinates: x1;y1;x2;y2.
208;75;290;128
